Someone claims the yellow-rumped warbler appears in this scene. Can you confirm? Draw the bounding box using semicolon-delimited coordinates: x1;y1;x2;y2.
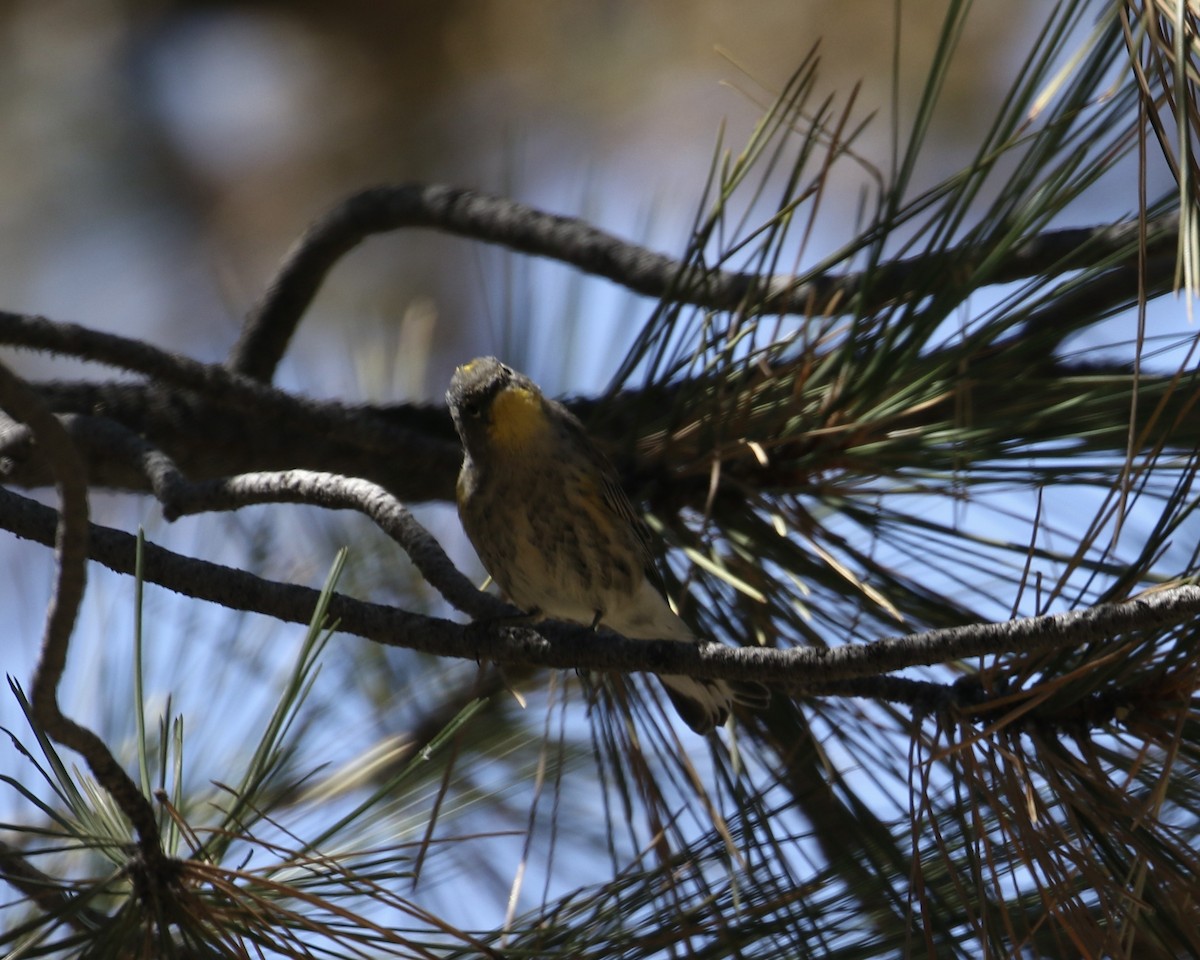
447;356;769;733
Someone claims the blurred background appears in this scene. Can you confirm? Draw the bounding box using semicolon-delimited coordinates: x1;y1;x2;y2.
0;0;1026;390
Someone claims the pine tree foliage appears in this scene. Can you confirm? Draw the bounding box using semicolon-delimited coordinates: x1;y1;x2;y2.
2;1;1200;957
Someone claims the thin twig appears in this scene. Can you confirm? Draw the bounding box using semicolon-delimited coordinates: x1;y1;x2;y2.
0;362;168;871
164;469;505;617
72;422;495;615
59;413;189;505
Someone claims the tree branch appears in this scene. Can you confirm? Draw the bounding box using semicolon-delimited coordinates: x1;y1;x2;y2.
2;483;1196;695
58;416;494;617
226;183;1180;383
0;311;455;467
0;362;168;874
0;312;461;499
5;311;1199;511
163;469;506;618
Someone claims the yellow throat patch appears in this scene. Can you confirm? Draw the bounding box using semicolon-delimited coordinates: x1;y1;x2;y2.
488;386;547;449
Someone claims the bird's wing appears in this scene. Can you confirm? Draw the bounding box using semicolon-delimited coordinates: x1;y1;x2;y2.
560;401;670;596
595;452;670;595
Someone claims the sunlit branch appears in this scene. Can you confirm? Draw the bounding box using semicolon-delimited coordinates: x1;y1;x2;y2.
165;469;505;617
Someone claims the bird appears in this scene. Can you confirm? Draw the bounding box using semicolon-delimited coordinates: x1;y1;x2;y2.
447;356;769;733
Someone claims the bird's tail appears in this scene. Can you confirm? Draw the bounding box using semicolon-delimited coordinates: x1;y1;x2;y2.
659;674;770;734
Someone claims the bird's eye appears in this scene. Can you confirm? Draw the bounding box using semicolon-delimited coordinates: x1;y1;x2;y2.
463;400;484;419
